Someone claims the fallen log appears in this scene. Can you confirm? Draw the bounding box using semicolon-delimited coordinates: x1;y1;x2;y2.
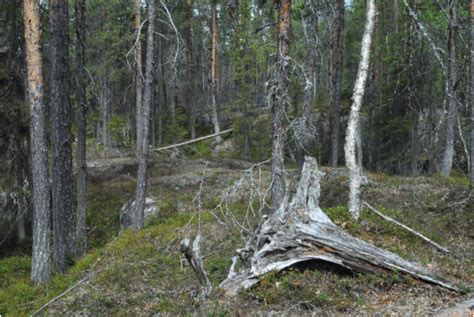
154;129;233;152
220;157;458;296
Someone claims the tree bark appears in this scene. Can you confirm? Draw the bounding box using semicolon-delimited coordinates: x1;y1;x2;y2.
24;0;51;283
135;0;143;152
329;0;345;167
344;0;376;219
50;0;75;271
271;0;291;211
211;0;222;142
441;0;458;176
296;0;318;172
132;0;156;232
470;0;474;187
184;0;196;140
75;0;87;257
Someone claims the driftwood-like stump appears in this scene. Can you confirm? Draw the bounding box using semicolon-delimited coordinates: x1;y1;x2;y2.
220;157;458;295
181;235;213;299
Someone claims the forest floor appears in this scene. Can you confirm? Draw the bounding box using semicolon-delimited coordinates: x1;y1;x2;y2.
0;152;473;316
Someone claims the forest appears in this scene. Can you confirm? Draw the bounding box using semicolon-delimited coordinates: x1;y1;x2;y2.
0;0;473;315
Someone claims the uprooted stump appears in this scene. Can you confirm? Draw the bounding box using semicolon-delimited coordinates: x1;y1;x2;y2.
220;157;458;296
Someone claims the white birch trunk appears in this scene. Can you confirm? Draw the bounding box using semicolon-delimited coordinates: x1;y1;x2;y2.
344;0;376;219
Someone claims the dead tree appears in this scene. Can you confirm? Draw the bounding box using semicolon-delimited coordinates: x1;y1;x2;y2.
329;0;345;167
24;0;52;284
132;0;156;231
344;0;376;219
271;0;291;211
220;157;458;295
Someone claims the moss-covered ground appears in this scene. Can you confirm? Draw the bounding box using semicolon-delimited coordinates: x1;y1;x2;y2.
0;157;472;316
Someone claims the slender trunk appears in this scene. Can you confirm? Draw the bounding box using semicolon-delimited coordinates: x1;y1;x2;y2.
132;0;156;232
50;0;75;271
271;0;291;210
344;0;376;219
75;0;87;257
184;0;196;140
211;0;222;142
329;0;345;167
441;0;458;176
24;0;51;283
135;0;143;152
296;0;318;172
470;0;474;186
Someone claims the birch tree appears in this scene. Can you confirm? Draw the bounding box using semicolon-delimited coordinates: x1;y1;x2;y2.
132;0;156;231
23;0;51;283
134;0;143;149
344;0;376;219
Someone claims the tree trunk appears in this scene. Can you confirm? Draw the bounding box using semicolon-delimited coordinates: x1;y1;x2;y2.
135;0;143;152
132;0;156;232
441;0;458;176
50;0;75;271
470;0;474;187
220;157;458;295
344;0;376;219
75;0;87;257
184;0;196;140
271;0;291;211
329;0;345;167
211;0;222;142
23;0;51;283
296;0;318;172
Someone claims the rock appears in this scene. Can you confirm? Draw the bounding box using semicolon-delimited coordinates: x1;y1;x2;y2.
120;197;160;229
212;139;234;156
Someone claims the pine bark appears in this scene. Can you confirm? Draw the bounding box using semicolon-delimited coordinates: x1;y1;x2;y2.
441;0;458;176
24;0;51;283
132;0;156;232
271;0;291;210
470;0;474;186
344;0;376;219
75;0;87;257
211;0;222;142
50;0;75;271
329;0;345;167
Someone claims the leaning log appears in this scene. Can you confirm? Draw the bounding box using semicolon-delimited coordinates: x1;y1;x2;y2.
220;157;458;295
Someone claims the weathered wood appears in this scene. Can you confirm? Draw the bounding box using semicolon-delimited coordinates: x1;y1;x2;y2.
154;129;233;152
363;201;451;254
180;235;212;298
220;157;458;296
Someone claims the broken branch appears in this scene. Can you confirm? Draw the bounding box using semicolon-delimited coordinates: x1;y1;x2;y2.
362;201;451;254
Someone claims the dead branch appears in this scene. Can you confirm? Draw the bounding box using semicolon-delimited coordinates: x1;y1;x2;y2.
154;129;233;152
362;201;451;254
